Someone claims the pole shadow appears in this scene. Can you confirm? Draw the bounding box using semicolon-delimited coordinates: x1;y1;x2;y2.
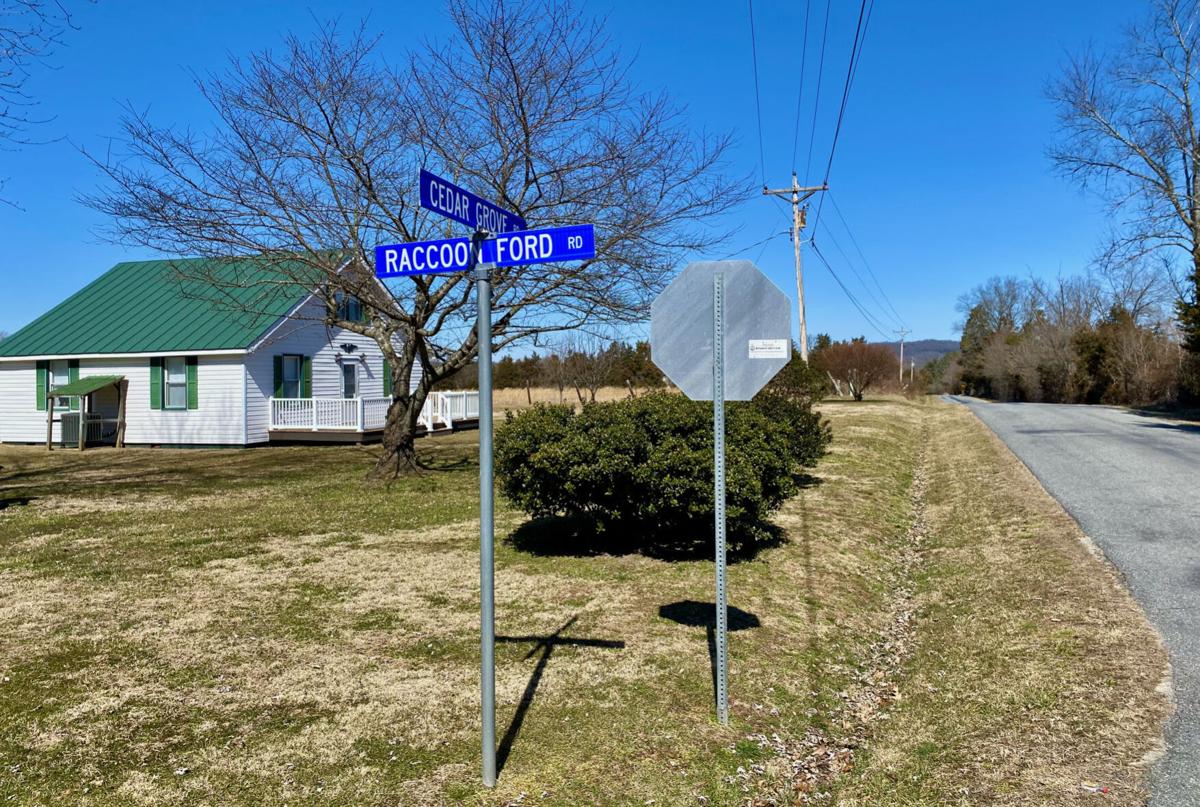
494;615;625;772
657;600;761;710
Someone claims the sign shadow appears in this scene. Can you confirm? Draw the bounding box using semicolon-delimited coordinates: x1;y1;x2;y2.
494;615;625;773
658;600;761;710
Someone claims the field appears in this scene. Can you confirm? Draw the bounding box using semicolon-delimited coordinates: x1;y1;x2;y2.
0;398;1169;805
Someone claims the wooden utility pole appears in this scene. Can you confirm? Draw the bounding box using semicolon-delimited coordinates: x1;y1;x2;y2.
895;327;911;383
764;173;826;362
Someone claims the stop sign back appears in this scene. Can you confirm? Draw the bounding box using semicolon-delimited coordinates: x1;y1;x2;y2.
650;260;791;401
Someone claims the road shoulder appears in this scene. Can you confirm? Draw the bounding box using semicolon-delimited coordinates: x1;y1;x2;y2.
837;400;1171;805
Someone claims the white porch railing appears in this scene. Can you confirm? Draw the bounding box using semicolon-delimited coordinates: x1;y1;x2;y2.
269;392;479;433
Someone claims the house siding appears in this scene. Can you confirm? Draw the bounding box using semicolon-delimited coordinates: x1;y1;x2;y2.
243;300;423;444
0;356;246;445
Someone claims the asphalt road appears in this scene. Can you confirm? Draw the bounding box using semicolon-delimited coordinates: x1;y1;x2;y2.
946;396;1200;805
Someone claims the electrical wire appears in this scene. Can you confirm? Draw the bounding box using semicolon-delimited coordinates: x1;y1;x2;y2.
810;241;893;339
817;218;902;329
748;0;767;187
803;0;832;185
790;0;813;171
827;191;906;326
812;0;874;229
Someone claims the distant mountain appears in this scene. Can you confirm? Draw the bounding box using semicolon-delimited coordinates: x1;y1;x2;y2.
877;339;958;367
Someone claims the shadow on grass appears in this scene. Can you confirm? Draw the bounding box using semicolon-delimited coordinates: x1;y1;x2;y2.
495;615;625;773
0;496;34;511
658;600;762;710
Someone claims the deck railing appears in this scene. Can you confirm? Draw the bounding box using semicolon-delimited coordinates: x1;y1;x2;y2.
269;391;478;432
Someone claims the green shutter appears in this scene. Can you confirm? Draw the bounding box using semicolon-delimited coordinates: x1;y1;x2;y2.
273;355;284;398
383;359;393;397
186;356;199;410
301;356;312;398
149;357;163;410
68;360;80;411
36;360;48;411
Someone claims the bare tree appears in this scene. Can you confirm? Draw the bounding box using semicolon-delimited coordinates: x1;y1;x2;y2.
1049;0;1200;350
811;339;898;401
563;333;619;403
1;0;84;200
83;4;744;477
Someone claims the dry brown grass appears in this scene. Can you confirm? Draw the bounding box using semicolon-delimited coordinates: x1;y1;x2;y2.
0;398;1170;805
491;384;652;411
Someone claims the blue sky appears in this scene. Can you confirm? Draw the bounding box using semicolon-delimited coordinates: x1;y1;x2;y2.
0;0;1135;343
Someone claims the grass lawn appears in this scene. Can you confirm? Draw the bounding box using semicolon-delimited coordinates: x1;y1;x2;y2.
0;398;1168;805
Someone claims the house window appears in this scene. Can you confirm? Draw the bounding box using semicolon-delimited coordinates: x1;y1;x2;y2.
49;360;70;408
164;356;188;410
335;291;363;322
341;362;357;399
281;355;302;399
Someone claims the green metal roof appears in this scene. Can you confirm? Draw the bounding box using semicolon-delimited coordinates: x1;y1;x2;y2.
0;257;320;358
49;375;124;397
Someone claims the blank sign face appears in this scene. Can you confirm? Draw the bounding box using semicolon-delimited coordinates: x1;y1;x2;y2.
650;260;791;401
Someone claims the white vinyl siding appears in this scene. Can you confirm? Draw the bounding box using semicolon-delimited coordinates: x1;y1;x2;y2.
0;356;245;445
243;296;422;444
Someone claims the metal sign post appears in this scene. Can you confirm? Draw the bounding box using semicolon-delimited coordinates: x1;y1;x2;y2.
712;272;729;725
472;230;498;787
374;170;596;787
649;260;791;725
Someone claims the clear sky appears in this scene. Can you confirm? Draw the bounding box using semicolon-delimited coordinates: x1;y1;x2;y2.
0;0;1136;343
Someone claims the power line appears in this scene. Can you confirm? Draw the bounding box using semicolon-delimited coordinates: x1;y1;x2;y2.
827;191;906;326
790;0;813;171
812;0;874;229
810;240;893;339
817;218;903;329
803;0;832;185
821;0;873;185
748;0;767;187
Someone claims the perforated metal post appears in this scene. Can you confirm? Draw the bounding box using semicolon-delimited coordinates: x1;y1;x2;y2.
713;272;729;726
474;231;497;787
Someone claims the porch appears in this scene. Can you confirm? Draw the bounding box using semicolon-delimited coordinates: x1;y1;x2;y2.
267;391;480;442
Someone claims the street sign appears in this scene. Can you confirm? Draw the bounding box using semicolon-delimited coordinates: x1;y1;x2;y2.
649;259;791;727
376;171;597;788
419;168;527;233
650;260;791;401
374;224;596;278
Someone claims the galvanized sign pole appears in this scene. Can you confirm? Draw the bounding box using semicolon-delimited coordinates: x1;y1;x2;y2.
375;170;595;788
712;272;729;726
650;259;791;726
473;230;498;787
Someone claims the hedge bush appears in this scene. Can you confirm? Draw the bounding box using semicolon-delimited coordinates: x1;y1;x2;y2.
495;392;830;554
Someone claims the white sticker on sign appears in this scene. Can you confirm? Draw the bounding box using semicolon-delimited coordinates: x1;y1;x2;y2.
748;339;788;359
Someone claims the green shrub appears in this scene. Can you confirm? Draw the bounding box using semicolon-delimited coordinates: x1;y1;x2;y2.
495;392;830;554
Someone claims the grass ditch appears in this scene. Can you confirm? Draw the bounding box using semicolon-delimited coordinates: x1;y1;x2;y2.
0;398;1168;805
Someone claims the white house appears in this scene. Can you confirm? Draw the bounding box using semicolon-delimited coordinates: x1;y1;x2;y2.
0;257;477;448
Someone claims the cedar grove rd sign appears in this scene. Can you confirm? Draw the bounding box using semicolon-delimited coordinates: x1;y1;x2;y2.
650;260;791;401
419;169;527;233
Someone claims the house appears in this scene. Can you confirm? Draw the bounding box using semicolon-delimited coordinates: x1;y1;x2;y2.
0;257;477;448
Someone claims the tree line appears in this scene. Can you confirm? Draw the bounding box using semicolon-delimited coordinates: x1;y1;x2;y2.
439;338;665;402
932;266;1191;405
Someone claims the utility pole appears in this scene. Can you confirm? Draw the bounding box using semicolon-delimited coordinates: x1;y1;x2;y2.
764;173;826;362
894;327;911;383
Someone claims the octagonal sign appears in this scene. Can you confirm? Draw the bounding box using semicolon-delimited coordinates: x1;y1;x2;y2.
650;260;791;401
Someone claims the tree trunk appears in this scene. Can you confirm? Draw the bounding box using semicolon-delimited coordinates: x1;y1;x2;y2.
370;394;425;478
525;379;532;404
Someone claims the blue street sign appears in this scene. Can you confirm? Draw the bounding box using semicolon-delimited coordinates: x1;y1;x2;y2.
419;169;527;234
375;224;596;278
